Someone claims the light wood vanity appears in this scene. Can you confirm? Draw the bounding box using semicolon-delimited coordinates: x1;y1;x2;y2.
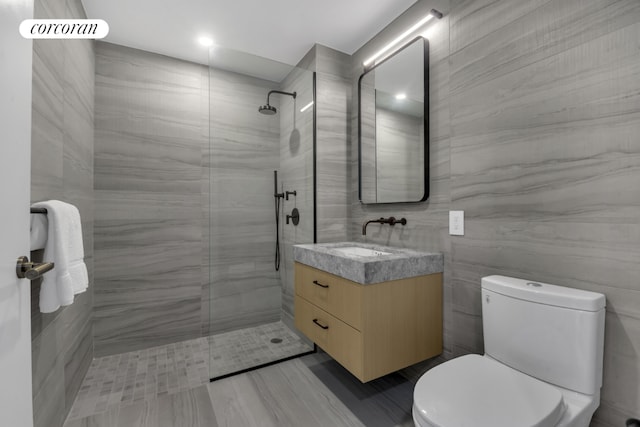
294;262;442;382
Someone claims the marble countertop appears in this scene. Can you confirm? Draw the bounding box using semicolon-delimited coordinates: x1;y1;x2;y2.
293;242;443;285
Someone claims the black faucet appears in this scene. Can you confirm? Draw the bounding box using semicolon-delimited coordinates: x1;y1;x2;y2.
362;217;407;235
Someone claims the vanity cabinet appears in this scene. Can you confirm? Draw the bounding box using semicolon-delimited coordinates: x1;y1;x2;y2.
294;262;442;382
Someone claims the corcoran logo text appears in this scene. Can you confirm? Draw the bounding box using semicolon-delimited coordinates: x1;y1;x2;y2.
20;19;109;39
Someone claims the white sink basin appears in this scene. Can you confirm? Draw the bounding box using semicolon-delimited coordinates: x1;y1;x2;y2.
332;246;391;257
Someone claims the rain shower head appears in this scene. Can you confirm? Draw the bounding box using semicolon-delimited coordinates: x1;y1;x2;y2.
258;104;278;115
258;90;296;115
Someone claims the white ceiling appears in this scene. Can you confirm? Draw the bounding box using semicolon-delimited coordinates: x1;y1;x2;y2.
81;0;418;69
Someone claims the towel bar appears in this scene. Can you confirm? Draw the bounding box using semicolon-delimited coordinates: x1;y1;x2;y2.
30;207;48;214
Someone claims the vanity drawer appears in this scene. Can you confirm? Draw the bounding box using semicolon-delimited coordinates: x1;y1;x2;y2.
294;296;363;379
295;262;362;330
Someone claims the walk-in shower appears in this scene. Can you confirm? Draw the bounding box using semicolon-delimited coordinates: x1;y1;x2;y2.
207;47;316;380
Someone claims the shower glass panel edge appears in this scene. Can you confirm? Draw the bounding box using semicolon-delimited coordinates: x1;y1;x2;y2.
207;46;315;381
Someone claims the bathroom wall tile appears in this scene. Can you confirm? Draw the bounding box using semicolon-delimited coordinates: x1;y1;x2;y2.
601;349;640;422
33;354;66;427
208;287;281;335
94;227;201;277
450;0;640;94
31;315;63;398
279;239;297;321
94;42;208;355
58;280;92;354
98;41;202;85
277;62;315;326
449;0;552;53
93;221;202;352
94;92;202;194
30;0;95;426
315;44;352;81
592;400;635;427
94;191;202;222
93;288;202;356
450;311;483;357
316;70;351;243
65;0;87;19
64;319;94;415
599;312;640;417
31;37;64;202
94;44;203;170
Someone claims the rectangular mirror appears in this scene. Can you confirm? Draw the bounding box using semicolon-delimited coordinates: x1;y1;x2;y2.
358;36;429;204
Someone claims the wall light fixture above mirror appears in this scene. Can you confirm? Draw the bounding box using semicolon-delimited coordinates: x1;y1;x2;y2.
362;9;442;68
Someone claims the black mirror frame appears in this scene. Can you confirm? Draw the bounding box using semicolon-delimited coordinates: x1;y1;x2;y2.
358;36;429;204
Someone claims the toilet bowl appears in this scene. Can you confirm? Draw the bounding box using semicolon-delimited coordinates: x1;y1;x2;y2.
412;275;606;427
412;354;599;427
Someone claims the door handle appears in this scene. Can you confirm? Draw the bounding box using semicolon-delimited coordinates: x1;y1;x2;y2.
16;256;54;280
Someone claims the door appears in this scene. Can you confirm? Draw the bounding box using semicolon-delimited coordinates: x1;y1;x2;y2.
0;1;35;426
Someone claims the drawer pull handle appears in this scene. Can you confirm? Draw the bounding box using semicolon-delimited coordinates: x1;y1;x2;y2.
313;280;329;288
312;319;329;330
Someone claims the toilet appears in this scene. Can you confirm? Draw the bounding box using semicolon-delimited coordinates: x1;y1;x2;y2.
413;275;606;427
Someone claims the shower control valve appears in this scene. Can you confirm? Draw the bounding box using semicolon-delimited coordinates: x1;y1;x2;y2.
285;190;297;200
286;208;300;226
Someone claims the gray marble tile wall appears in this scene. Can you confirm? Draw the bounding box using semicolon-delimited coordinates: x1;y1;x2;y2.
94;42;298;355
277;65;315;327
30;0;95;425
206;66;284;335
313;45;352;243
93;43;206;356
346;0;640;425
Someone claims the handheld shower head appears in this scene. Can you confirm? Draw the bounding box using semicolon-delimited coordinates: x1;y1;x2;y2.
258;90;296;116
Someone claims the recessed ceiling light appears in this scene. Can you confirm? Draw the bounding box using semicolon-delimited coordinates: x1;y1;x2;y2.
198;36;213;47
395;93;407;100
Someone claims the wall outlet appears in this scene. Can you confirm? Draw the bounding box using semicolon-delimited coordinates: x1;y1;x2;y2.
449;211;464;236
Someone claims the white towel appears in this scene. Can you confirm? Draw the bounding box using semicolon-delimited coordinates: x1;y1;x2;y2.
30;212;48;250
31;200;88;313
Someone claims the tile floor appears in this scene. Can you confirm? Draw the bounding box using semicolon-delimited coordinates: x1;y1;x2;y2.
208;321;314;379
65;321;313;423
65;352;417;427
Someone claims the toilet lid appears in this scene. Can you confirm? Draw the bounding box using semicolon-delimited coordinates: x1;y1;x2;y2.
413;354;565;427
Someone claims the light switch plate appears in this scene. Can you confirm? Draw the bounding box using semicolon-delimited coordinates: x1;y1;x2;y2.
449;211;464;235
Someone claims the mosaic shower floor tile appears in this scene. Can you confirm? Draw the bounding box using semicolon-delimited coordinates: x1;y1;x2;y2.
65;321;312;422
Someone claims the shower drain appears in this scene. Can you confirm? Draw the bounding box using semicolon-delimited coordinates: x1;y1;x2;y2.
270;338;283;344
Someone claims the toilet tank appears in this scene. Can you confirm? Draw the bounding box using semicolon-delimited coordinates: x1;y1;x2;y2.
481;275;605;395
